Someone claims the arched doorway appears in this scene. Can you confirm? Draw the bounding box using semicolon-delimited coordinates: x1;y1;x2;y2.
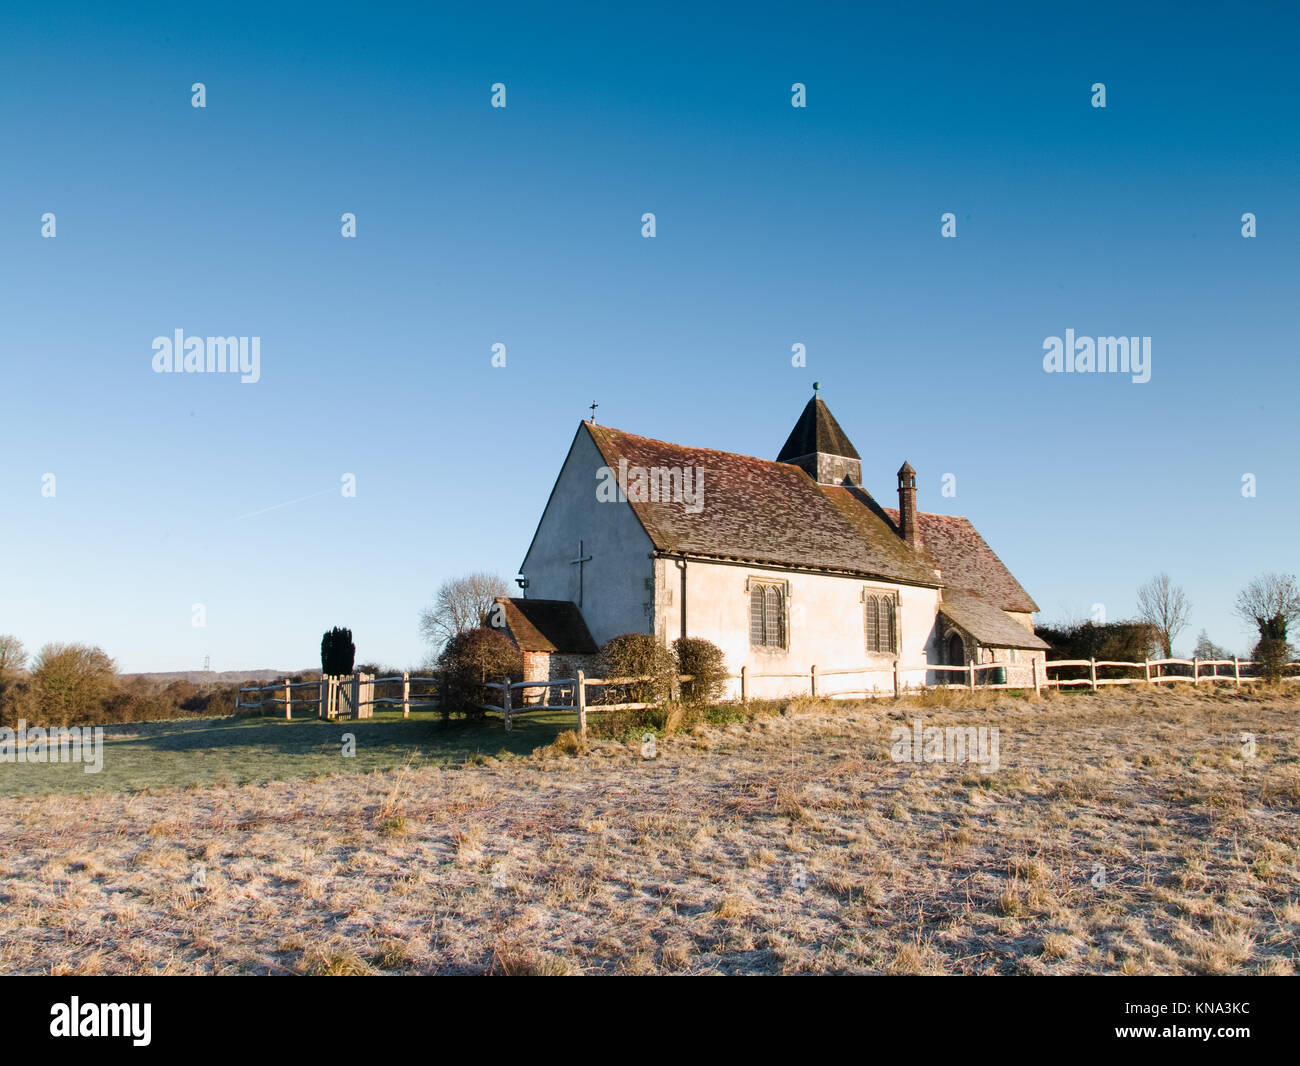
947;632;965;667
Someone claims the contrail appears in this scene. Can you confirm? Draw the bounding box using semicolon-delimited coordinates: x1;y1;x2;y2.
229;485;339;522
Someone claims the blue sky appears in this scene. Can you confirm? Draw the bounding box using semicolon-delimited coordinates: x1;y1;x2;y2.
1;0;1296;671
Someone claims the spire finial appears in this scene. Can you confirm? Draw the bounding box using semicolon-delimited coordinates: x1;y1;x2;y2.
588;400;598;424
812;381;820;394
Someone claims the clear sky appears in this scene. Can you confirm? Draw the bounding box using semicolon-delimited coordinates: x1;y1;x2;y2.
1;0;1296;672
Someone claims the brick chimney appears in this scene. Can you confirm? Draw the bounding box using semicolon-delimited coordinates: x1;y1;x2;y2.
897;461;919;549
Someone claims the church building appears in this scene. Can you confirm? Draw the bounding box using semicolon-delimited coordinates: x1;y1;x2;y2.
504;392;1048;697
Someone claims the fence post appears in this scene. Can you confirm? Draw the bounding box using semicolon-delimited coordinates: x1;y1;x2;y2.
1032;656;1040;694
403;671;410;717
1144;659;1151;685
740;665;747;703
968;660;976;692
1233;657;1241;688
351;673;360;719
1193;657;1200;686
893;659;901;698
1089;658;1097;691
319;677;327;719
810;664;817;698
502;676;512;733
284;680;291;720
576;669;587;736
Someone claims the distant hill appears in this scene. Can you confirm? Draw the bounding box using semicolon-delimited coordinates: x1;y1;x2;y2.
124;670;316;685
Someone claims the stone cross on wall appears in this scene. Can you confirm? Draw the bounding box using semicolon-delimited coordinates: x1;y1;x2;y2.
570;539;593;606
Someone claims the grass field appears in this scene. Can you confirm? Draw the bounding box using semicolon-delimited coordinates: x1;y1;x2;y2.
0;708;571;798
2;685;1297;975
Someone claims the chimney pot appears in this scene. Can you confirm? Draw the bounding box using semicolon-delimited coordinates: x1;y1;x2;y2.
897;462;919;549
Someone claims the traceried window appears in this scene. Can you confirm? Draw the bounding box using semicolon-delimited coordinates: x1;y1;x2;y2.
864;593;897;654
749;583;785;648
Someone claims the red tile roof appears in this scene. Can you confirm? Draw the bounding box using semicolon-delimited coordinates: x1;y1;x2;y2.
940;590;1049;649
585;424;939;585
880;507;1039;614
497;598;598;654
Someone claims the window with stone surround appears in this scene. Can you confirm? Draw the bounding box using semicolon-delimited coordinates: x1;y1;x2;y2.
749;582;786;649
863;592;897;654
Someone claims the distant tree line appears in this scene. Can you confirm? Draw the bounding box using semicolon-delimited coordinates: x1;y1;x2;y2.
0;637;244;729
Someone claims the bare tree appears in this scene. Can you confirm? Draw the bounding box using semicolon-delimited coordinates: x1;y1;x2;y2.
0;635;26;681
419;572;510;654
1136;573;1192;658
1234;572;1300;634
0;635;26;725
1192;630;1232;661
1234;573;1300;680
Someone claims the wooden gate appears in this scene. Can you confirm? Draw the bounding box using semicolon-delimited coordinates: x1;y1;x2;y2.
320;673;375;719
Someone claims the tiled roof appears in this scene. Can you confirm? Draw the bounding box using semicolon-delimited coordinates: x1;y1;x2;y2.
818;485;943;583
940;590;1050;650
579;422;1041;622
776;396;860;461
880;507;1039;614
585;424;938;585
497;597;598;654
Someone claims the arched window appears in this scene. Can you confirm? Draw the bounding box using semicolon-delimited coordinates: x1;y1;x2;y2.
749;583;785;648
864;593;897;654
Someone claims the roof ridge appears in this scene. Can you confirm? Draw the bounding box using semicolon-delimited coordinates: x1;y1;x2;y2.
587;422;808;472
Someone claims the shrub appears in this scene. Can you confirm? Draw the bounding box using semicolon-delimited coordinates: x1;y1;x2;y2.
438;627;522;720
1035;620;1160;680
1252;635;1292;683
673;637;728;704
597;633;676;706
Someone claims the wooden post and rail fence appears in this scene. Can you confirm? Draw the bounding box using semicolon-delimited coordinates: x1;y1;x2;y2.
238;657;1297;734
236;672;441;719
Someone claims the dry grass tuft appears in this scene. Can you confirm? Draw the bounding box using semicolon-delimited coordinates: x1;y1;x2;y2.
775;785;811;822
302;942;371;976
714;894;752;919
1010;857;1049;883
544;730;587;757
491;944;577;976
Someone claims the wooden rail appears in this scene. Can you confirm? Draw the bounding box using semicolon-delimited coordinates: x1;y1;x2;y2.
237;672;441;719
238;657;1298;733
1041;657;1285;691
